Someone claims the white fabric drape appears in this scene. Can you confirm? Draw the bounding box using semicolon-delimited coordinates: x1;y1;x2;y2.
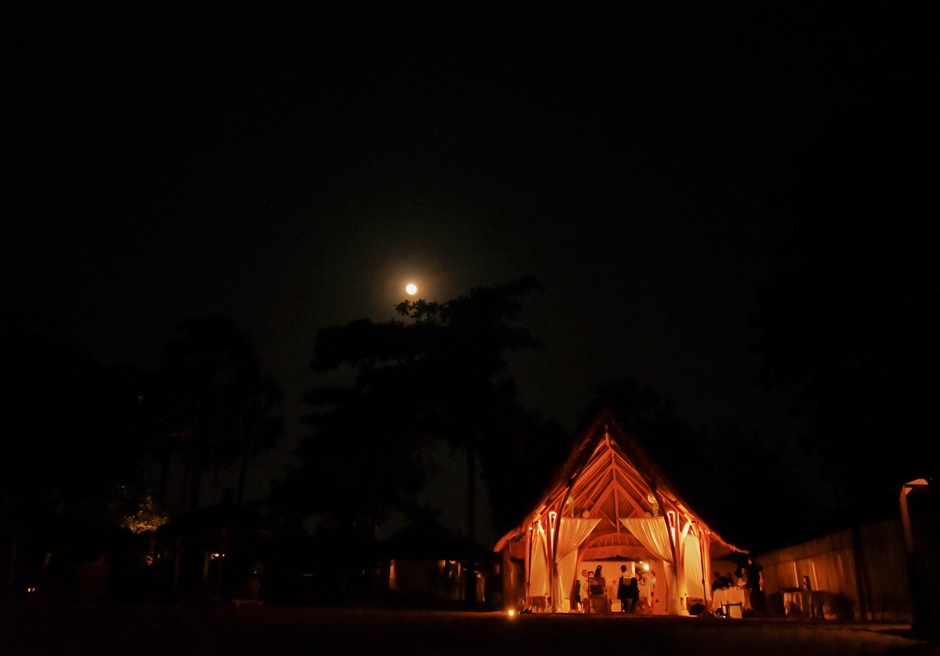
556;518;600;562
699;531;713;605
620;517;673;563
681;531;706;602
552;518;599;611
529;524;550;598
623;516;682;615
557;549;578;611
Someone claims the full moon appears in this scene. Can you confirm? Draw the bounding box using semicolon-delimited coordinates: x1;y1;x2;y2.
405;283;418;295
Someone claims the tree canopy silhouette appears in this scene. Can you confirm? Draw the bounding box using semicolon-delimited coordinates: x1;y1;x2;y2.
1;303;152;574
286;277;548;541
589;379;821;551
155;317;282;512
753;96;939;524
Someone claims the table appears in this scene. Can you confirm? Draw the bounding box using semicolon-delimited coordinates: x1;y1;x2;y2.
712;587;750;616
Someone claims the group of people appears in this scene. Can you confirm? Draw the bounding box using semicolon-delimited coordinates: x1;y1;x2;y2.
711;570;741;590
712;557;763;594
570;564;656;614
616;565;641;612
711;556;765;616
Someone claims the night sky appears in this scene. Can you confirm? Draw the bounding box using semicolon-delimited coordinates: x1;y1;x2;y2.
4;5;937;544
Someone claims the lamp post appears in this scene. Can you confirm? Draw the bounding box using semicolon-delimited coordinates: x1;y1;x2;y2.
900;479;939;638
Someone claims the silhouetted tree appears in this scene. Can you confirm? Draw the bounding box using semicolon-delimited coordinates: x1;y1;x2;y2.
480;412;571;536
588;379;820;551
589;379;708;493
288;278;543;543
705;424;824;551
753;97;939;525
156;318;281;512
0;304;151;583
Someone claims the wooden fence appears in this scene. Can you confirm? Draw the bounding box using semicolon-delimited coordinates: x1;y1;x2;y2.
757;518;911;622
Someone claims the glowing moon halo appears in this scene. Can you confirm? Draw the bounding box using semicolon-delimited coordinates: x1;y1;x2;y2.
405;283;418;295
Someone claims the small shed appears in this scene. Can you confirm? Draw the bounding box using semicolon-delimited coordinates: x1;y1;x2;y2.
382;516;497;607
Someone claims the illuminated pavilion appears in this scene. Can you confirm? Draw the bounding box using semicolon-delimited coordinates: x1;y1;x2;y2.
494;406;741;614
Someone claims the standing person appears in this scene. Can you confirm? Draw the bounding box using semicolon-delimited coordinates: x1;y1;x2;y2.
647;570;658;613
626;569;640;612
638;571;647;612
747;557;765;614
617;565;630;612
586;571;597;598
590;568;605;596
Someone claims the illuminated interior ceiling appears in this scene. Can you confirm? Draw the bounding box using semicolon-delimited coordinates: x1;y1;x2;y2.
494;406;742;557
566;434;658;523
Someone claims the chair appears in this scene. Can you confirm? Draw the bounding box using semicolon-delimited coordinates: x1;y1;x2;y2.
587;577;609;614
590;594;610;614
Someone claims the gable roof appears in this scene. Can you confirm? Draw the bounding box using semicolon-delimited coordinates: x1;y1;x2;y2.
494;406;741;556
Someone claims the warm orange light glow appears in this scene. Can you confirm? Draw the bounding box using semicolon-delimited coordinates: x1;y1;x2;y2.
405;283;417;295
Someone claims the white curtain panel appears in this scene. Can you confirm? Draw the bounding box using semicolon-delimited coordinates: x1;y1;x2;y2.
620;517;674;563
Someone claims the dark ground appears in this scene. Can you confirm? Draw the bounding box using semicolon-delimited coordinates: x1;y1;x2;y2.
1;602;937;656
